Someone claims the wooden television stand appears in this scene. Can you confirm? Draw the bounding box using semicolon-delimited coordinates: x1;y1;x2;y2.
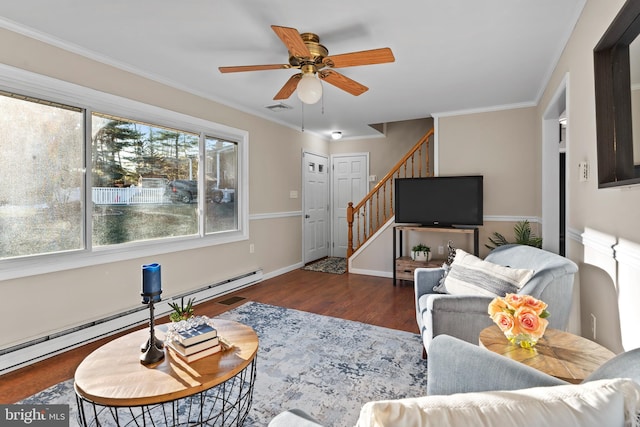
393;225;479;285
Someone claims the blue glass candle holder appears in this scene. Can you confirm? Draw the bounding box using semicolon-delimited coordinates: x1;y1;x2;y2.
140;263;164;365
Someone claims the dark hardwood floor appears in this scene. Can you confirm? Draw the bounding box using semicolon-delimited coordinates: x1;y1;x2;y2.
0;269;418;403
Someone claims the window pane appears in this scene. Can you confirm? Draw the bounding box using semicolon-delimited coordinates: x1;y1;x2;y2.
204;137;237;234
0;93;84;260
91;113;200;246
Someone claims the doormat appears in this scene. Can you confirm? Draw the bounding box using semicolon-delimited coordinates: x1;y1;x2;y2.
302;257;347;274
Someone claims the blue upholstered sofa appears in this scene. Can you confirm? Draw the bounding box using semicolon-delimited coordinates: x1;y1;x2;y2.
415;244;578;356
269;335;640;426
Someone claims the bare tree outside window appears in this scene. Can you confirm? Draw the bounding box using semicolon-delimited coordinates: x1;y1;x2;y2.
91;114;200;245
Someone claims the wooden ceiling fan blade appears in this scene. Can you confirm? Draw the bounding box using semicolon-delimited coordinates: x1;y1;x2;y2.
219;64;290;73
274;74;302;100
319;70;368;96
271;25;312;58
323;48;395;68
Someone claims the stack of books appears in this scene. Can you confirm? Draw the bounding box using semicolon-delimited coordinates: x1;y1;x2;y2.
167;323;220;362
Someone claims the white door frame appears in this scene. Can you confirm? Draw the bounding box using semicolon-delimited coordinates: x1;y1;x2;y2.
542;73;569;256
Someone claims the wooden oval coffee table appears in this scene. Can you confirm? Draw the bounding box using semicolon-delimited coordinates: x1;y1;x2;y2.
479;325;615;384
74;319;258;426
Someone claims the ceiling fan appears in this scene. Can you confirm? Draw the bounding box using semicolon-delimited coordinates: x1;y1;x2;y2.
218;25;395;104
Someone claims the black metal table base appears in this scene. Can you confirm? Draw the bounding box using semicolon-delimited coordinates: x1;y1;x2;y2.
75;357;257;426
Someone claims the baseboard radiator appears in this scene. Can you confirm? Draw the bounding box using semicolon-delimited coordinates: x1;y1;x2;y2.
0;269;263;375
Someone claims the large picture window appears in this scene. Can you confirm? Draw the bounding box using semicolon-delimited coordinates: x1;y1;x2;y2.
91;114;201;246
0;69;246;276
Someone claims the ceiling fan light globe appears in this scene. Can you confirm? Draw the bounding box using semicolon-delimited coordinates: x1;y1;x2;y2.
297;74;323;104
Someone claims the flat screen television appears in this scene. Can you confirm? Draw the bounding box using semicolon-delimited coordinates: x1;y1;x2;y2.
394;176;483;227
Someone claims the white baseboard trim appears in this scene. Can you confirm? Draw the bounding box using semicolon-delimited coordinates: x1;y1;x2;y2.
262;262;304;281
348;268;393;278
0;269;263;375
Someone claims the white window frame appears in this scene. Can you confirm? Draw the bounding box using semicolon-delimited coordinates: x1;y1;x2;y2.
0;64;249;280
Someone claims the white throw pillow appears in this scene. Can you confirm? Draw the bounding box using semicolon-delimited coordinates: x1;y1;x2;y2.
354;378;640;427
440;249;533;296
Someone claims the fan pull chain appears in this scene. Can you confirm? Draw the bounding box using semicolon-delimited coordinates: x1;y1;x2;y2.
301;101;305;132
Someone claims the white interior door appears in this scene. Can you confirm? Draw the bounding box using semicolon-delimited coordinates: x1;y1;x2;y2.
303;152;329;263
331;153;369;258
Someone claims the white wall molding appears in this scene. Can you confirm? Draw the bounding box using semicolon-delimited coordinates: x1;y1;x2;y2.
432;101;537;119
483;215;540;223
249;211;303;221
581;228;617;258
567;227;583;245
614;239;640;267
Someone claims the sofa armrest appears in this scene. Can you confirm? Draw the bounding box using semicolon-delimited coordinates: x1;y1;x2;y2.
417;293;495;348
414;267;445;326
585;348;640;384
426;335;567;396
414;267;445;297
426;294;494;313
268;409;325;427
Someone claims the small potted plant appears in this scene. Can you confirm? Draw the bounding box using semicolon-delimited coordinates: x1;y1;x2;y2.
411;243;431;262
168;297;195;322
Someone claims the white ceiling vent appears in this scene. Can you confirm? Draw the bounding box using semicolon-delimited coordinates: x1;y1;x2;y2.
264;103;293;112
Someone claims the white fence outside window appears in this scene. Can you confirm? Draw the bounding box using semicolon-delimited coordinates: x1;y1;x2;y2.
92;187;166;205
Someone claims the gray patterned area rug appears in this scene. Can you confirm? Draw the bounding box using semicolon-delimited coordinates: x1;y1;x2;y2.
20;302;427;426
302;257;347;274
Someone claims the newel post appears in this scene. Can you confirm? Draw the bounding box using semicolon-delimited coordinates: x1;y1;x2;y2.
346;202;354;258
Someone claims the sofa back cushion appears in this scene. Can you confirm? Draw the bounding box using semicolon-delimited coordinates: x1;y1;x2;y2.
354;378;640;427
483;244;579;329
438;249;533;296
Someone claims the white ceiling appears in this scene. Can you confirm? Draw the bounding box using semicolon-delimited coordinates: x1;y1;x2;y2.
0;0;586;140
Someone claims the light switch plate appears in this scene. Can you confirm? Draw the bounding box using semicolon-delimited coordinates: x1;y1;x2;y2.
578;161;589;182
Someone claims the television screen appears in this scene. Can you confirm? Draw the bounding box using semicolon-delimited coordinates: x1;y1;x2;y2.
394;176;483;226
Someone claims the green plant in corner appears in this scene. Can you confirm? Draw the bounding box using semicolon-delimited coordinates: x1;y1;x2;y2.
168;297;195;322
486;220;542;250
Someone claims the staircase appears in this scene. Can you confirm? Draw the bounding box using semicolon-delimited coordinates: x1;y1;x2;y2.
346;128;434;258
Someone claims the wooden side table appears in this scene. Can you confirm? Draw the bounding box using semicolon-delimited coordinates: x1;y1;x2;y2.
479;325;615;384
74;319;258;426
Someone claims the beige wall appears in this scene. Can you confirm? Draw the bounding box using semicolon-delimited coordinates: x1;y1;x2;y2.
540;0;640;242
438;107;540;217
0;28;327;348
537;0;640;352
329;118;433;190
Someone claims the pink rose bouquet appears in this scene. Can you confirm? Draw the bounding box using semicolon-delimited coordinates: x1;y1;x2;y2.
488;294;550;348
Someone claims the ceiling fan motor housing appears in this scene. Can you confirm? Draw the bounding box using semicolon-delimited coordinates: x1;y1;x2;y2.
288;33;328;69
